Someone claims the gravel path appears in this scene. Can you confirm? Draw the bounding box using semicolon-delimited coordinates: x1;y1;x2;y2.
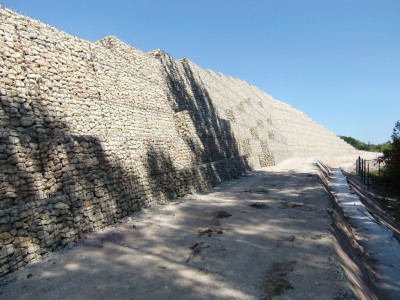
0;158;355;299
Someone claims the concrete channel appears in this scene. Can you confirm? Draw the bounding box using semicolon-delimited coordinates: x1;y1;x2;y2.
330;168;400;300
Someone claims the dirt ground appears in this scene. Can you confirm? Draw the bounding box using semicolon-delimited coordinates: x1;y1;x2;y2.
0;157;357;299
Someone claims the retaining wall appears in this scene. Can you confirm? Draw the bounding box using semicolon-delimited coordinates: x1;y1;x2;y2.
0;7;356;275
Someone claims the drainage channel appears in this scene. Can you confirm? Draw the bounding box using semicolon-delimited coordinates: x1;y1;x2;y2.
331;167;400;299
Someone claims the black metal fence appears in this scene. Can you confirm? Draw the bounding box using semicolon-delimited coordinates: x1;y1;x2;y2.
356;156;383;188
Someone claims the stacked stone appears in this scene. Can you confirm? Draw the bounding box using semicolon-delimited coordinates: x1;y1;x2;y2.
189;59;355;163
270;99;357;157
0;8;249;275
149;51;246;167
188;64;292;167
1;6;358;276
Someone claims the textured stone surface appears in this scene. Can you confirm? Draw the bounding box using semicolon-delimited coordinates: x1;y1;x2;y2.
0;7;356;275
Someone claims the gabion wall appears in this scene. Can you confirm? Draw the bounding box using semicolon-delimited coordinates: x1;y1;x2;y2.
0;7;356;275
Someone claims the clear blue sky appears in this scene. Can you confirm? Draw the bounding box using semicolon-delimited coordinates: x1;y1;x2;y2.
2;0;399;144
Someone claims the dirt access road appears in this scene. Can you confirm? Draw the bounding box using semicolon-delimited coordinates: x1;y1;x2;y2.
0;158;355;300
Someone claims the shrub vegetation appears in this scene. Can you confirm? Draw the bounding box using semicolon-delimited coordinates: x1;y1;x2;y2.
381;121;400;193
341;123;400;220
339;136;391;152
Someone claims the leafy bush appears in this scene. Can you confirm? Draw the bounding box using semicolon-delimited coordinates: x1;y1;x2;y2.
382;121;400;192
339;136;391;152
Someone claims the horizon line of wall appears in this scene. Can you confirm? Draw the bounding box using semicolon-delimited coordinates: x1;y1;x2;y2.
0;7;357;275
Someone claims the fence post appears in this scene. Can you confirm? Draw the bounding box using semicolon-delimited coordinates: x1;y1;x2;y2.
367;161;370;188
363;159;367;184
360;158;363;181
378;160;381;174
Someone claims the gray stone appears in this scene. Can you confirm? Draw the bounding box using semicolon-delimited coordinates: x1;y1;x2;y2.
20;116;34;127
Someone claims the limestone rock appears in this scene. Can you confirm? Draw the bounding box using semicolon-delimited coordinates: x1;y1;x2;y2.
20;116;34;127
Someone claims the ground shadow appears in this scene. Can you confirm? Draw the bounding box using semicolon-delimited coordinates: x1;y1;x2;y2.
0;54;250;275
2;86;236;275
0;166;347;299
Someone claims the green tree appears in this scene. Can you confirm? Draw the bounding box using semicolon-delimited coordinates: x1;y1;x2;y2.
382;121;400;192
339;136;390;152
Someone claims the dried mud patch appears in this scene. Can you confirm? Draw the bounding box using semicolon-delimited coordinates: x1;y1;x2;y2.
249;202;269;209
280;201;313;211
311;234;329;240
264;260;296;300
198;226;227;236
210;211;232;219
186;242;210;263
240;188;270;194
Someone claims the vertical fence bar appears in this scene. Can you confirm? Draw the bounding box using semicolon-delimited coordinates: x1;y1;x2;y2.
356;157;358;175
363;159;367;184
360;159;364;181
378;160;381;174
367;161;370;188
